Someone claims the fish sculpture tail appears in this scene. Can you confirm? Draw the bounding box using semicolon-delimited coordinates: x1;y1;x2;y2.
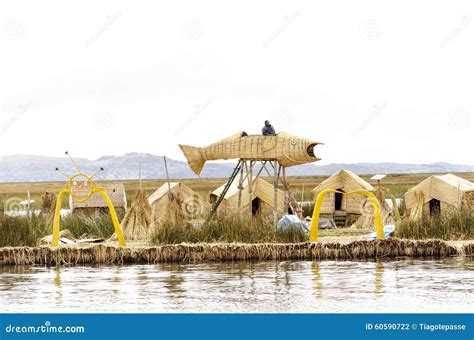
179;144;205;176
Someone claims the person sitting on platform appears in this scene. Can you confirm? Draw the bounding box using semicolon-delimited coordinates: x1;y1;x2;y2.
262;120;276;136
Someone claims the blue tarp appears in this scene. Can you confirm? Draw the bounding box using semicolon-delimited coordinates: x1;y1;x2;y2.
277;215;309;232
366;224;396;240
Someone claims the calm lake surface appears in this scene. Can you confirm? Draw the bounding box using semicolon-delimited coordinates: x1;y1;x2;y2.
1;258;472;313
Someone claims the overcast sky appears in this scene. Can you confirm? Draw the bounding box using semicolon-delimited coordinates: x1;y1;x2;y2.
0;0;473;165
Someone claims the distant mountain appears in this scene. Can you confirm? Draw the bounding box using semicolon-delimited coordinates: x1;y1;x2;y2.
0;153;472;183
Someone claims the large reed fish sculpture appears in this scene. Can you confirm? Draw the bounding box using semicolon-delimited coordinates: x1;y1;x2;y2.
179;131;323;175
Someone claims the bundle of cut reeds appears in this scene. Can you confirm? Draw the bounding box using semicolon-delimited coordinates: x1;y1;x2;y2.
0;239;459;266
111;191;153;241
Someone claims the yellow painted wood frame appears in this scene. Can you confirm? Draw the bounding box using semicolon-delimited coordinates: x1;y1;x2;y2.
309;189;385;241
52;186;126;248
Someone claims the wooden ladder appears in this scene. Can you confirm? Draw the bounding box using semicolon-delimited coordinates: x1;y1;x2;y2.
204;160;242;224
333;210;347;227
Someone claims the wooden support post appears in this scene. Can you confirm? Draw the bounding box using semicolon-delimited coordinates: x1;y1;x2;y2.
237;159;245;214
163;156;172;201
27;190;31;219
254;161;266;181
282;167;289;215
273;160;279;229
139;162;142;191
248;161;254;215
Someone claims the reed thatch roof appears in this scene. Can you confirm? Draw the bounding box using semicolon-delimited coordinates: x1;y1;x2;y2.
148;182;210;222
312;170;374;195
405;174;474;214
210;177;285;214
311;170;374;215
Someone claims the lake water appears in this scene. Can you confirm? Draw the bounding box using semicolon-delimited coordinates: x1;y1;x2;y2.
1;258;472;313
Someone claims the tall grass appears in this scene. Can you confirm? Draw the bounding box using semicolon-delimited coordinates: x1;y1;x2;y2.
150;213;309;245
395;209;474;240
0;214;49;247
60;212;123;239
0;211;124;247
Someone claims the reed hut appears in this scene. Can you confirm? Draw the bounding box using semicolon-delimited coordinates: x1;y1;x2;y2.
311;170;375;226
148;182;210;223
210;177;285;216
69;183;127;214
405;174;474;218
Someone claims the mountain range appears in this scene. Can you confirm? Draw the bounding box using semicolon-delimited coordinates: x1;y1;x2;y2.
0;153;473;183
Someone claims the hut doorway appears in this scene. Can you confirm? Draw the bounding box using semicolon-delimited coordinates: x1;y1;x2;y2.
335;189;344;211
429;199;441;215
252;197;261;215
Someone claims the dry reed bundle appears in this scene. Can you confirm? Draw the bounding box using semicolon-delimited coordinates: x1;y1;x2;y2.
111;191;153;241
40;192;57;226
41;192;56;213
0;239;460;266
464;191;474;209
409;192;425;221
462;243;474;256
352;189;394;229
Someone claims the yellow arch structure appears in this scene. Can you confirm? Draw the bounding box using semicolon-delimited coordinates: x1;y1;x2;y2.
309;189;384;242
52;173;126;248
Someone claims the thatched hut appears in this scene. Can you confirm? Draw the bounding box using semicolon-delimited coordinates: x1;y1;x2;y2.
312;170;375;214
148;182;210;223
70;183;127;214
210;177;285;216
311;170;375;226
405;174;474;218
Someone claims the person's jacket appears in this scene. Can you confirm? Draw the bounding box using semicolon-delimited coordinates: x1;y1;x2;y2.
262;125;276;135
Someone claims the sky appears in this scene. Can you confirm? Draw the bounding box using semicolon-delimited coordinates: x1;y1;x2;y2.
0;0;473;165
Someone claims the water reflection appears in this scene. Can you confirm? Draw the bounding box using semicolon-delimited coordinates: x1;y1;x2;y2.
0;265;32;291
54;266;62;305
0;258;472;313
312;262;322;298
112;266;123;298
374;261;384;297
161;264;186;297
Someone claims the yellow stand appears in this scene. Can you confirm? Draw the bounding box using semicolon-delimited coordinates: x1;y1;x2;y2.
52;171;126;248
309;189;385;242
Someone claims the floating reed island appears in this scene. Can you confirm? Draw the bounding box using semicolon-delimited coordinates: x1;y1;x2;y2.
0;239;470;266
